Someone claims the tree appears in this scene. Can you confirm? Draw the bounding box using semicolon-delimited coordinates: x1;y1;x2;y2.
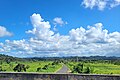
84;66;94;74
72;63;83;73
0;61;3;65
6;59;11;64
84;67;90;74
77;63;83;73
0;66;2;71
13;64;26;72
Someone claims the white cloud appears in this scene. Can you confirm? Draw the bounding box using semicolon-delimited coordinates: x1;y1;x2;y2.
0;26;12;37
0;13;120;57
110;0;120;8
69;23;109;43
53;17;67;31
26;13;54;41
69;27;86;42
53;17;67;26
108;32;120;43
82;0;120;10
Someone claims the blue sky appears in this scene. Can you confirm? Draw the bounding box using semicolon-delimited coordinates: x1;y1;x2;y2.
0;0;120;57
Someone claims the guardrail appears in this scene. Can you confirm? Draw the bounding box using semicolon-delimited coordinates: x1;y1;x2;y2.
0;72;120;80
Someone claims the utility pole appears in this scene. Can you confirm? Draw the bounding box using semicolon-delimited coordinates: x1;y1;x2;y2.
77;56;78;62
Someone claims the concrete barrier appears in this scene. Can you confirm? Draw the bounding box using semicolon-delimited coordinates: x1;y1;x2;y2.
0;72;120;80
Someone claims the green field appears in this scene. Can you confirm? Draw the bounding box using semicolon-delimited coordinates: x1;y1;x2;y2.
0;61;62;73
0;54;120;74
1;60;120;74
66;62;120;74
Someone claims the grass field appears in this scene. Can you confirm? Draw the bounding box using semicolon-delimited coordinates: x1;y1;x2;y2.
66;62;120;74
1;60;120;74
0;61;62;73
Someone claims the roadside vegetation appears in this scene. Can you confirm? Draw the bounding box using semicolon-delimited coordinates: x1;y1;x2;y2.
65;60;120;74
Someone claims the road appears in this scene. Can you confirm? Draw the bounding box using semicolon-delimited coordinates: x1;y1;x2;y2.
56;64;69;73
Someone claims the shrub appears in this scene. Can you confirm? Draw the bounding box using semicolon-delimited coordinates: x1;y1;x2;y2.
26;65;30;69
0;66;2;71
84;67;90;74
52;61;59;65
84;66;94;74
13;64;26;72
42;65;48;70
37;67;42;72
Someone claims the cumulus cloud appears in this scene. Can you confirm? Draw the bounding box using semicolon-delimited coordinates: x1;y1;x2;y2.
53;17;67;26
82;0;120;10
0;13;120;57
53;17;67;31
0;26;12;37
26;13;54;41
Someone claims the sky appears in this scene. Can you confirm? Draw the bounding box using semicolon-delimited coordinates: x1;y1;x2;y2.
0;0;120;57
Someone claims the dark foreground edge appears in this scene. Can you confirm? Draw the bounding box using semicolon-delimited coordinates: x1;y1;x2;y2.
0;72;120;80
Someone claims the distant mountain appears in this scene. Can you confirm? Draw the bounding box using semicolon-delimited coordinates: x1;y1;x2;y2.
25;56;120;61
0;54;120;61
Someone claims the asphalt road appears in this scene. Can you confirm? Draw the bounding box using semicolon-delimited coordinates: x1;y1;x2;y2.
56;64;69;73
